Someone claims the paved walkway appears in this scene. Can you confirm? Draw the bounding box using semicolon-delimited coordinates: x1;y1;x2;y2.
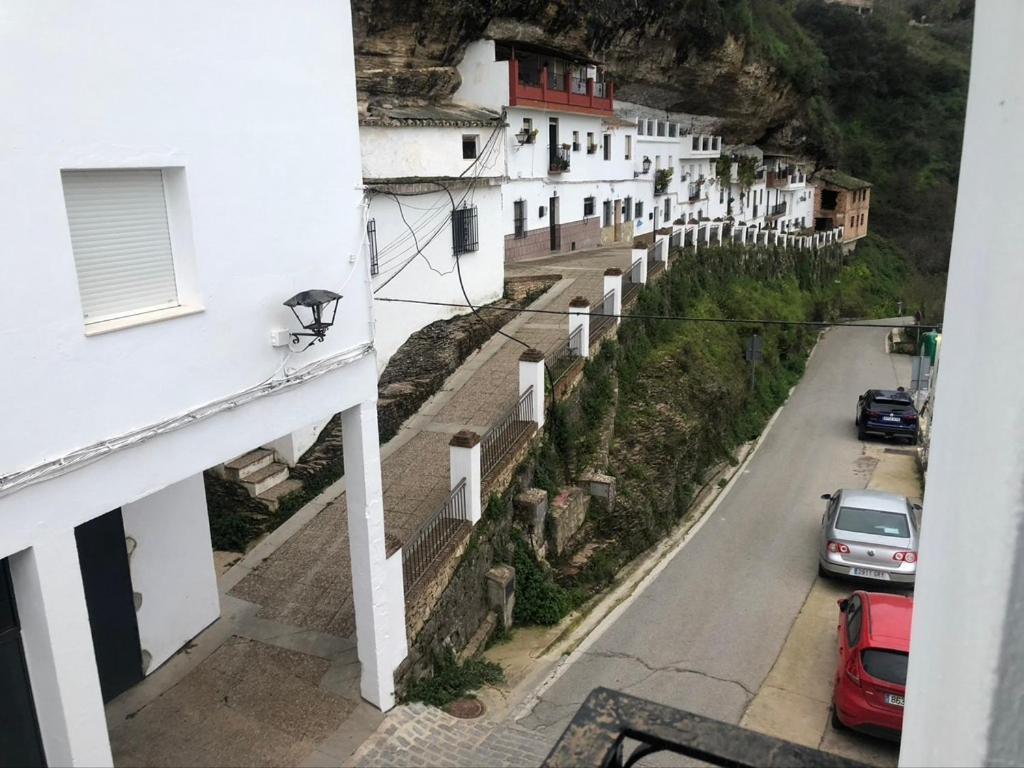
106;245;633;767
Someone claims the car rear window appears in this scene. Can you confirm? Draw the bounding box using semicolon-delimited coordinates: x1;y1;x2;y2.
862;649;908;686
836;507;910;537
872;395;914;408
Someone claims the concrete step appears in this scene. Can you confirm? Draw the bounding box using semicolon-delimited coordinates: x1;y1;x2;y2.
256;478;303;511
223;448;276;481
240;462;290;497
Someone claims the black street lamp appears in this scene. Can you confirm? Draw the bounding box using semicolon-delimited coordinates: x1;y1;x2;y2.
283;289;341;350
641;156;652;175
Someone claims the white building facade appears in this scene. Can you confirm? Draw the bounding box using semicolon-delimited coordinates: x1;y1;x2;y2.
0;3;406;766
360;107;506;369
455;38;647;261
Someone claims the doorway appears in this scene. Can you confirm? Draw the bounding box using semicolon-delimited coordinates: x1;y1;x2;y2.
0;559;46;767
75;509;144;703
613;198;622;241
549;195;560;251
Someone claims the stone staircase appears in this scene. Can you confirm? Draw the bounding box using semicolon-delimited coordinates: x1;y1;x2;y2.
221;448;302;512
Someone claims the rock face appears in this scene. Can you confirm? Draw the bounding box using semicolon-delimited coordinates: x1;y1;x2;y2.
352;5;800;146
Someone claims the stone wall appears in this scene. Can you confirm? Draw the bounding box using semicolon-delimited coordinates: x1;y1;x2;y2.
504;217;602;263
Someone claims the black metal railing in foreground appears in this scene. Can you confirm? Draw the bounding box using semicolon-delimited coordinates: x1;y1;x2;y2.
647;258;664;278
547;326;583;383
589;289;616;340
480;386;535;478
402;479;468;593
622;259;642;304
543;688;868;768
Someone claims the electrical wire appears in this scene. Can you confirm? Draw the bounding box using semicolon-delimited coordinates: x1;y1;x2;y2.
373;298;940;331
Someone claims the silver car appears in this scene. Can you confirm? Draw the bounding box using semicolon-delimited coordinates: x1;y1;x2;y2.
818;488;921;585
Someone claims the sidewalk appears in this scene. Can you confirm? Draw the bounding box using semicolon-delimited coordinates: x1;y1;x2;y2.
106;245;633;767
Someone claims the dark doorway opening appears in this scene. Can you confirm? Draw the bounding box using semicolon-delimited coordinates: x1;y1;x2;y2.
549;195;560;251
1;559;47;767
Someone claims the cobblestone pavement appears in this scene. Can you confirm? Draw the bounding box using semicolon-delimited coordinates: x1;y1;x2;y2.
351;704;555;768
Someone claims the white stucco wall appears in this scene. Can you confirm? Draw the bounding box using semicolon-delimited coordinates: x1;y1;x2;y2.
502;177;650;239
453;39;510;112
121;474;219;673
361;124;505;181
0;0;375;559
370;185;505;369
900;4;1024;765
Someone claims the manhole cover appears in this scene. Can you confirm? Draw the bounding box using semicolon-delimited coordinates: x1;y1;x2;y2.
446;697;485;719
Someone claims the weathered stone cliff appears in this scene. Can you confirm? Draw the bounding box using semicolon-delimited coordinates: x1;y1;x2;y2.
352;2;803;146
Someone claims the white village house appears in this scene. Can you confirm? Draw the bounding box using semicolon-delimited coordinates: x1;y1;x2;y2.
0;3;406;766
360;106;506;369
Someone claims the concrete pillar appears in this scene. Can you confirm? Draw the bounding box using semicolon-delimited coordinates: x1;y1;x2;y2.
518;348;546;428
10;531;113;767
602;268;623;326
341;400;407;710
659;234;671;268
568;296;590;358
631;248;648;284
449;431;482;524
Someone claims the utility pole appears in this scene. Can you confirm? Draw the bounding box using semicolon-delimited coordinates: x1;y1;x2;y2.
745;333;763;389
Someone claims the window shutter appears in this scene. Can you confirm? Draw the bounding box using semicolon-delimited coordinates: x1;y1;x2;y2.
61;169;179;322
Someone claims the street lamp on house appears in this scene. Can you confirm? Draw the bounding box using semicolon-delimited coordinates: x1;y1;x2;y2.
283;289;342;349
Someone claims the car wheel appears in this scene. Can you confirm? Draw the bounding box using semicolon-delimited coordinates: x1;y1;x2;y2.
857;425;866;440
831;703;845;731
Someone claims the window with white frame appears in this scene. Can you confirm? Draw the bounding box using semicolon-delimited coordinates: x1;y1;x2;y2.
62;169;181;324
602;200;612;227
462;134;479;159
635;200;644;219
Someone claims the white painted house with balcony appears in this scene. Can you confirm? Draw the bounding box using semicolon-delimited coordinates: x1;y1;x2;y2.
359;105;506;369
0;3;405;766
454;38;646;262
762;152;816;234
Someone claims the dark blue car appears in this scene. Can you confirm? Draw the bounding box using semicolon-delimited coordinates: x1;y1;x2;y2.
856;389;919;444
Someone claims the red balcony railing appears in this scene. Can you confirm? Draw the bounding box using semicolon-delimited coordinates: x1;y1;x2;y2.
509;58;615;116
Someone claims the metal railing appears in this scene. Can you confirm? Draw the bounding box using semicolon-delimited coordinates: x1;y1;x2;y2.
622;259;642;304
402;479;469;593
543;688;866;768
769;201;787;218
480;386;535;478
648;258;665;278
549;145;571;173
590;290;616;340
548;326;584;384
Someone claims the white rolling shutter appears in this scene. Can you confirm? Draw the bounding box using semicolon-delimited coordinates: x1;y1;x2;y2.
61;169;179;322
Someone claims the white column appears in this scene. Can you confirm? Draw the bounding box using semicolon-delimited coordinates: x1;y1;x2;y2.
449;431;482;524
632;248;648;284
902;6;1024;764
341;400;407;711
518;349;546;429
569;297;591;358
10;531;113;767
603;269;623;326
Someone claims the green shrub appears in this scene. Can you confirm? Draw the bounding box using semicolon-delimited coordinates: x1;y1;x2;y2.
404;648;504;707
510;536;573;626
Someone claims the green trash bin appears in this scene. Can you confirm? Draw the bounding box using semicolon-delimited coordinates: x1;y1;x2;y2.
920;331;940;366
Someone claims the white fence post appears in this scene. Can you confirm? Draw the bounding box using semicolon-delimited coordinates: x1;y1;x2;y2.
632;248;648;284
449;431;482;524
519;349;546;429
603;268;623;326
569;296;590;358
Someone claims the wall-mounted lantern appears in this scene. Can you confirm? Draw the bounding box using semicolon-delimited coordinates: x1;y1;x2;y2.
641;156;652;175
283;289;341;350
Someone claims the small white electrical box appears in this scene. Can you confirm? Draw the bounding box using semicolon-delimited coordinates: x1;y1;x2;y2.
270;329;292;348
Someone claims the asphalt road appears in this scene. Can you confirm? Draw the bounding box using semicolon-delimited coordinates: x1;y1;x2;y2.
518;322;912;739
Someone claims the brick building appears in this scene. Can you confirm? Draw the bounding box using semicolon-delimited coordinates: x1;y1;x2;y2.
813;169;871;245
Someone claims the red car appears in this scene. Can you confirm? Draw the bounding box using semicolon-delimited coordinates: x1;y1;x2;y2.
832;591;912;740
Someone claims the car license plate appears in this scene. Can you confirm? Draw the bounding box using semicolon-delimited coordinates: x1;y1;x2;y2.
885;693;904;707
883;415;901;423
851;567;891;580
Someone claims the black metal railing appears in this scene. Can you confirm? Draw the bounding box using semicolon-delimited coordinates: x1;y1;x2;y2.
480;386;535;478
549;145;571;174
543;688;867;768
548;327;584;384
402;479;469;593
769;201;787;218
688;182;701;201
622;259;642;304
590;289;615;341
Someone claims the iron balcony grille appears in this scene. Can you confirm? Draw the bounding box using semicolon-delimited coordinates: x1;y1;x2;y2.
547;326;584;384
402;479;469;594
367;218;379;276
453;205;479;255
769;202;787;218
550;145;572;174
514;201;527;239
480;386;535;478
590;289;616;340
543;688;868;768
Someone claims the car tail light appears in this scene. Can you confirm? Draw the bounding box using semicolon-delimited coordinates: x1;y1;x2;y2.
894;551;918;563
845;656;861;686
903;414;918;423
828;541;850;554
867;410;881;419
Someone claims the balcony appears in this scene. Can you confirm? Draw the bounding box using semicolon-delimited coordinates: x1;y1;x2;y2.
767;201;788;219
549;145;571;174
654;168;673;195
509;57;615;116
688;180;703;201
767;167;806;189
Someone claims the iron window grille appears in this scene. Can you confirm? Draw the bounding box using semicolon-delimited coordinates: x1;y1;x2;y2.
584;197;596;217
367;218;379;276
635;201;644;219
602;200;612;227
452;205;479;255
514;200;528;239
